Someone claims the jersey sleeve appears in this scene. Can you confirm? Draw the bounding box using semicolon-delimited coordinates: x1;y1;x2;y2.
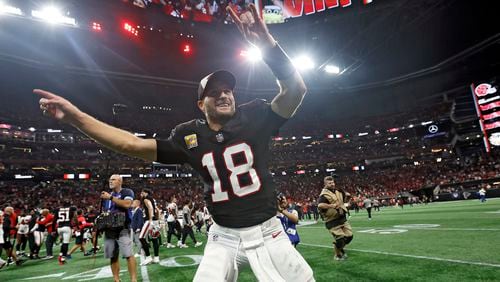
54;209;60;222
156;127;189;165
121;188;134;201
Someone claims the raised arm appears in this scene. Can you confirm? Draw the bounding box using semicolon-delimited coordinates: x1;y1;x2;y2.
227;4;307;118
34;89;157;161
144;199;154;222
270;72;307;118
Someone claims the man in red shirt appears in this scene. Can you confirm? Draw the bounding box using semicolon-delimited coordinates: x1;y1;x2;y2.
67;210;93;259
2;207;25;268
9;208;17;238
36;209;55;260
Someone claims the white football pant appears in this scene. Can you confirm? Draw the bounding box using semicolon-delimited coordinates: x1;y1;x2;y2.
193;217;314;282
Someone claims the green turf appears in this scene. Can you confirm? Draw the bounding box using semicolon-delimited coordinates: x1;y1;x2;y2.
1;198;499;281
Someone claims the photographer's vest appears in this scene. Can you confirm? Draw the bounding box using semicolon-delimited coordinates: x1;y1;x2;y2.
320;188;347;228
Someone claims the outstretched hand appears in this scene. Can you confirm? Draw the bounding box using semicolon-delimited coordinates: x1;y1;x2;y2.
34;89;80;124
226;4;276;49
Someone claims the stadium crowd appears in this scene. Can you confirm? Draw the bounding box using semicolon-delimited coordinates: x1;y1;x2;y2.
2;100;499;270
1;148;499;215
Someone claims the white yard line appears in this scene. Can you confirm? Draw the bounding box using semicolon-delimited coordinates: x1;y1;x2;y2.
301;243;500;268
140;257;150;282
299;226;500;231
410;227;500;231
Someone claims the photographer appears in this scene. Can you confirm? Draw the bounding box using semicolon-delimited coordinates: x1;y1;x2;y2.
276;193;300;247
318;176;353;261
100;175;137;282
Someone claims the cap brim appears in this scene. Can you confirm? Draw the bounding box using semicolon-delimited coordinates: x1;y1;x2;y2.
199;70;236;100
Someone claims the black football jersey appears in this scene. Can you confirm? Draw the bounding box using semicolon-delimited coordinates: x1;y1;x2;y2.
56;206;77;227
141;195;158;221
156;99;287;228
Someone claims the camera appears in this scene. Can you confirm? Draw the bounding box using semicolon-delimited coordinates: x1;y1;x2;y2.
276;192;285;201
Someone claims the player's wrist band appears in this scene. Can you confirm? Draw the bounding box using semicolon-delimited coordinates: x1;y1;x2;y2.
262;43;296;81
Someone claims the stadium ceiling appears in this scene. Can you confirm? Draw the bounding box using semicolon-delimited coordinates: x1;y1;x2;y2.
0;0;498;96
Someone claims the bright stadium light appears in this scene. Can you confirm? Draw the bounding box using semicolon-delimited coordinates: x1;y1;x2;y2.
0;3;23;16
248;47;262;61
183;43;192;55
324;64;341;74
92;22;102;31
240;47;262;62
123;22;139;36
31;6;76;26
292;55;315;71
32;6;62;23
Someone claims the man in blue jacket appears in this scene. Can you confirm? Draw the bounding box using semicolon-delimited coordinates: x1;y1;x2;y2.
130;200;144;259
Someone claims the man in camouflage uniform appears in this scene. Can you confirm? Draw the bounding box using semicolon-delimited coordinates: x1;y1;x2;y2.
318;176;353;261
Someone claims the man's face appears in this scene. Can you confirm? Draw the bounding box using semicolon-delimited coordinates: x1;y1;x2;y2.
140;191;147;199
131;200;139;208
325;179;335;189
197;81;236;124
109;175;122;191
279;196;288;209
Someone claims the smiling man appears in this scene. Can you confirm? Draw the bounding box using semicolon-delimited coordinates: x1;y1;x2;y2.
34;3;313;281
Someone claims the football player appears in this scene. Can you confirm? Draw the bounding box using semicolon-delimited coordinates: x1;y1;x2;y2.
139;189;160;265
0;210;5;268
202;204;212;234
35;3;313;280
55;202;77;264
179;200;202;248
194;207;204;233
2;207;25;267
15;211;30;257
35;209;54;260
27;209;39;259
165;196;181;248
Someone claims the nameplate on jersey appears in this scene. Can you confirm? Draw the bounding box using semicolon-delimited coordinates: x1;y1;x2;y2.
184;134;198;149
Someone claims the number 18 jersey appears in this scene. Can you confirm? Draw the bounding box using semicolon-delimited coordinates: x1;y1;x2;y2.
156;99;287;228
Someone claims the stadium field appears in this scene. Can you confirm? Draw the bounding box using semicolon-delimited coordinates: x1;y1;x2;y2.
1;198;499;281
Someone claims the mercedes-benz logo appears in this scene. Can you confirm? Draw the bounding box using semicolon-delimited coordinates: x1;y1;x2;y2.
428;125;439;134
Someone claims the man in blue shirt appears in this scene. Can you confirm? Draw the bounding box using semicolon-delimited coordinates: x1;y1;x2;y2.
277;194;300;247
100;174;137;282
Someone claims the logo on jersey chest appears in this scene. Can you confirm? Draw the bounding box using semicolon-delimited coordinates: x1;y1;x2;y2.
215;133;224;143
184;134;198;149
